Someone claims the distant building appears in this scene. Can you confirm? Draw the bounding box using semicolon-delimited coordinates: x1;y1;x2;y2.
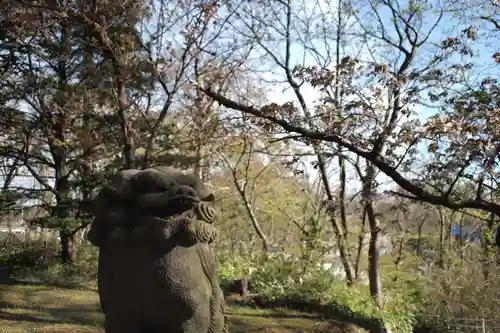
0;204;55;241
451;224;482;244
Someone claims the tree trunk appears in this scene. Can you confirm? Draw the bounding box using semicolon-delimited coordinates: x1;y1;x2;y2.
416;222;423;257
116;77;135;169
354;208;367;280
51;25;76;265
415;211;429;257
437;208;446;269
318;152;354;283
458;217;464;248
241;193;270;252
325;0;355;285
229;159;271;252
366;206;382;308
60;232;76;264
363;164;383;308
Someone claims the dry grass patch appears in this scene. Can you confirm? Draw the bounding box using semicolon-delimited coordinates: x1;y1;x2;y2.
0;283;362;333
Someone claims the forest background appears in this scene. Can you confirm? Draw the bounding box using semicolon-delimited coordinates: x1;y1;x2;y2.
0;0;499;332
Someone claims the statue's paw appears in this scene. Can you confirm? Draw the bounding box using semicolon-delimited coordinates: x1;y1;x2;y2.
155;216;193;243
167;218;195;245
194;221;217;243
194;202;215;224
185;221;198;236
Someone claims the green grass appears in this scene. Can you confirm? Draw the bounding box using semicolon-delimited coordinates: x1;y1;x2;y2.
0;282;365;333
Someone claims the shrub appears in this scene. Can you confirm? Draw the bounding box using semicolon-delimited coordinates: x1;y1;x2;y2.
217;250;418;333
0;233;59;277
414;255;500;332
0;233;98;284
41;241;98;284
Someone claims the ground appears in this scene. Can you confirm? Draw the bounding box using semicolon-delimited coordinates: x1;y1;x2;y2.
0;282;361;333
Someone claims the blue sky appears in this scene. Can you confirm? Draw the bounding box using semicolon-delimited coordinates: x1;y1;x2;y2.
244;0;499;194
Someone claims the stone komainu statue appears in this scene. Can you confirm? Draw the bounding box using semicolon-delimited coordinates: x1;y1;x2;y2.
87;166;228;333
